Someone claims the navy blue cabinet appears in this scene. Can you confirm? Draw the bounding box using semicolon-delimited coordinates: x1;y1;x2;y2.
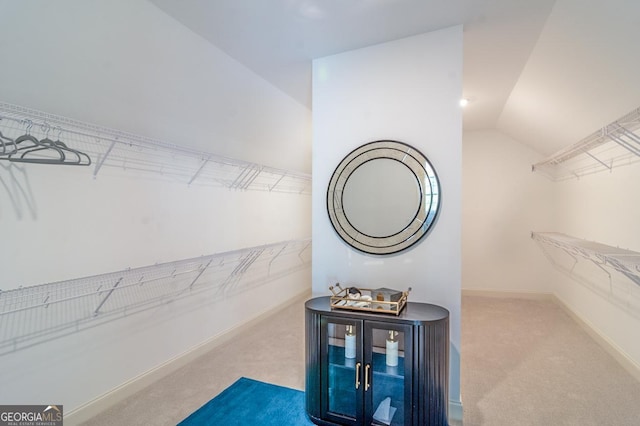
305;297;450;426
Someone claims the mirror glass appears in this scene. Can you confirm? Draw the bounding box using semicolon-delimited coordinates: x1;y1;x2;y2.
327;140;440;255
342;158;420;237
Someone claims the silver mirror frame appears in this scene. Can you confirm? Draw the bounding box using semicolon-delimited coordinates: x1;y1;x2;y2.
326;140;441;255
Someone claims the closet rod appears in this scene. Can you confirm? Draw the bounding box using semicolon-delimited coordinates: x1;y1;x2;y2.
0;102;249;163
532;106;640;180
0;238;311;354
531;232;640;286
0;102;311;192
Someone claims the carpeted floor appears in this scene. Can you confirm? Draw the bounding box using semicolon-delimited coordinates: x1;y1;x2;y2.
81;295;640;426
461;296;640;425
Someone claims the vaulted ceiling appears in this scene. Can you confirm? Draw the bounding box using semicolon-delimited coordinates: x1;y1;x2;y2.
150;0;640;157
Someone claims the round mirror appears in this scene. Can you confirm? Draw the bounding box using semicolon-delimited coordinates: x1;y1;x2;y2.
342;158;421;237
327;140;440;255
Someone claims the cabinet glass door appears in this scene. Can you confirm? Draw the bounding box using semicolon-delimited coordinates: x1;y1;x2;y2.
321;317;363;425
365;322;412;426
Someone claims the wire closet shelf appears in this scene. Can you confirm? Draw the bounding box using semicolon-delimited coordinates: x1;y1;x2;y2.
531;232;640;286
0;238;311;355
532;106;640;180
531;232;640;318
0;102;311;194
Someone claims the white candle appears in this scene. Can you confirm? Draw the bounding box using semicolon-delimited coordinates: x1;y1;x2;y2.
386;338;398;367
345;333;356;359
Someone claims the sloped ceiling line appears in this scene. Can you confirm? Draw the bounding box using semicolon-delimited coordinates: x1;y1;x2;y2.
150;0;640;157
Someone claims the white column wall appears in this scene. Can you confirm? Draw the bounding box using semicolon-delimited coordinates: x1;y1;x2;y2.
0;0;311;413
312;27;463;416
462;130;554;293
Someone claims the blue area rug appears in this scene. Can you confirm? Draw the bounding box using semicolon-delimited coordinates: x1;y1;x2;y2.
178;377;315;425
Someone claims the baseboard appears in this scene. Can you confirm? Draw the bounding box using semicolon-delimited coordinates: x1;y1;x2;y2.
552;294;640;383
65;288;312;426
449;399;464;424
462;288;554;301
463;288;640;383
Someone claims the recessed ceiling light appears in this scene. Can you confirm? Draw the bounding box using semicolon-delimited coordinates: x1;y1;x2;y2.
459;98;469;107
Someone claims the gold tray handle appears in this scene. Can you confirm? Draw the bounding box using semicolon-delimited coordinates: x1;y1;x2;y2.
328;283;344;296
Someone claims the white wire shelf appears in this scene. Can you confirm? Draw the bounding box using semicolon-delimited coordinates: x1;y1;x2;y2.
532;107;640;181
532;232;640;283
0;102;311;194
0;238;311;354
532;232;640;317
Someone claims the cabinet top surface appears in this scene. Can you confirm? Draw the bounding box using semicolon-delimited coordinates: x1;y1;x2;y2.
305;296;449;323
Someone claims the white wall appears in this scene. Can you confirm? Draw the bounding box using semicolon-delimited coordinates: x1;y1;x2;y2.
552;164;640;368
311;27;463;417
462;130;554;293
0;0;310;173
462;129;640;372
0;0;311;415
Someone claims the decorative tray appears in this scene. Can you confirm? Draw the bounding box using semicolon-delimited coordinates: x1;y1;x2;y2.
329;284;410;316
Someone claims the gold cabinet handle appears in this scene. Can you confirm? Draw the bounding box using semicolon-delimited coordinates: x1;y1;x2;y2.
364;364;371;391
355;362;361;389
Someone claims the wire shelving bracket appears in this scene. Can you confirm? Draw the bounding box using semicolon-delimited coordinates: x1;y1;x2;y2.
0;102;311;194
0;238;311;355
532;107;640;181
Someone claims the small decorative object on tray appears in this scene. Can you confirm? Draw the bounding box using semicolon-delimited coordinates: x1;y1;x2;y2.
329;283;410;315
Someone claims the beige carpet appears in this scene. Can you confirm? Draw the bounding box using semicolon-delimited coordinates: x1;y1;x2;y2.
461;296;640;425
80;295;640;425
79;299;307;426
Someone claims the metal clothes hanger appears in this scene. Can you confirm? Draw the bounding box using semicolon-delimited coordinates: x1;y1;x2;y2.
34;138;92;166
7;133;67;164
6;123;66;164
50;126;91;166
0;130;17;156
6;123;91;166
